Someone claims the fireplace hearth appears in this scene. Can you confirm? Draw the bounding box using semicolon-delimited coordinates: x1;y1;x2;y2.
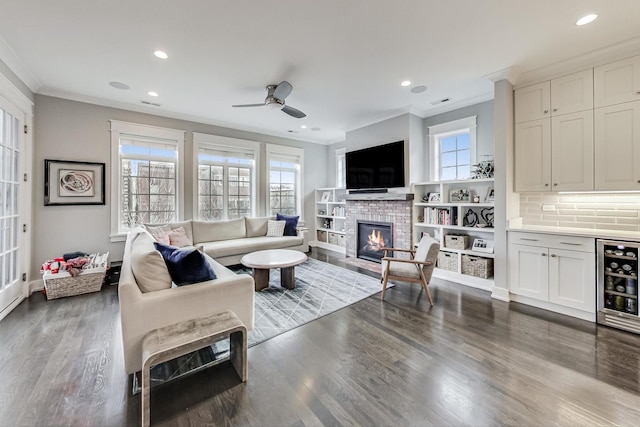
357;220;393;263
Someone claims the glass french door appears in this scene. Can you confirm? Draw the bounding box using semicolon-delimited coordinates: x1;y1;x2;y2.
0;95;24;319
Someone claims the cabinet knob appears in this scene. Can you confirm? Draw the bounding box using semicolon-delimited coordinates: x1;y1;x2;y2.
636;90;640;95
545;183;549;187
550;254;557;258
553;108;558;112
553;183;558;187
543;110;549;114
541;253;547;257
637;179;640;183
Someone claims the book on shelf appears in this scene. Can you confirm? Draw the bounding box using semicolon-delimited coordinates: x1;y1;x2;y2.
423;207;458;225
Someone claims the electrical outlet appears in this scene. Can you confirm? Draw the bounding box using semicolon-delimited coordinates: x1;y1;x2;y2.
542;204;556;212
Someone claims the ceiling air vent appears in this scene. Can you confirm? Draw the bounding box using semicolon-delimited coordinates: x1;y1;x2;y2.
140;100;161;107
431;97;451;106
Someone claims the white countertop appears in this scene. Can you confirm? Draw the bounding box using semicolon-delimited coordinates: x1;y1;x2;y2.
508;222;640;242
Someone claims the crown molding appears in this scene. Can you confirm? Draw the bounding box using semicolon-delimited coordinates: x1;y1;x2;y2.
515;36;640;88
0;34;41;92
484;66;521;84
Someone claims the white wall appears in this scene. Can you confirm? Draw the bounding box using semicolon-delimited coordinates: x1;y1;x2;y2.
32;95;328;278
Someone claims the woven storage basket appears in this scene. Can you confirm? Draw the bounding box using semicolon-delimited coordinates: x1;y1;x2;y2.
328;232;339;245
461;254;494;279
43;270;105;300
42;253;108;300
437;251;458;272
444;234;471;250
317;230;327;242
337;234;346;247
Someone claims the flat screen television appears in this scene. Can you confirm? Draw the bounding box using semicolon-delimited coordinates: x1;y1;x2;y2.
346;140;405;190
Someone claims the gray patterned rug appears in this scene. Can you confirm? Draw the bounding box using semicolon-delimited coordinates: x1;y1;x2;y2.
245;257;384;345
143;258;384;390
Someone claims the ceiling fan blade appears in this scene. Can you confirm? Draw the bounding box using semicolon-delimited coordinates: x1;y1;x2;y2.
232;103;266;108
273;81;293;100
281;105;306;118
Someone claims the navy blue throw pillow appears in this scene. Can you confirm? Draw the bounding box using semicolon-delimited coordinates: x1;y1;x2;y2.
276;213;299;236
153;242;217;286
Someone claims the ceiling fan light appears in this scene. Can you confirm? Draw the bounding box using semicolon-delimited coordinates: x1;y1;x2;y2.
576;14;597;26
267;101;283;110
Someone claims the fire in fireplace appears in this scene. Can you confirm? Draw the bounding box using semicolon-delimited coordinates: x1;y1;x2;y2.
357;220;393;263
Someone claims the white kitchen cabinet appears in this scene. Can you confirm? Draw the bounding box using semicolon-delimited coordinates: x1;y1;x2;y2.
515;81;550;123
594;54;640;108
515;119;551;191
515;70;593;123
594;101;640;190
550;69;593;115
515;70;594;192
551;110;594;191
508;232;596;317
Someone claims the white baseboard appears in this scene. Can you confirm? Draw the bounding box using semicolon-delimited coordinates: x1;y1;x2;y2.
29;279;44;295
491;286;510;302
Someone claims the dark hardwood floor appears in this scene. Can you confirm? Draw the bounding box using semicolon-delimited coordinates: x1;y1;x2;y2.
2;248;640;426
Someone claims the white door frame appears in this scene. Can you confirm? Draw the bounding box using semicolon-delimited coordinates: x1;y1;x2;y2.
0;71;33;322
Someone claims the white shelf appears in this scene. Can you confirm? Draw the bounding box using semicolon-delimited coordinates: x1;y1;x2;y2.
317;215;346;220
415;223;495;233
316;201;345;205
311;240;346;254
415;202;494;208
440;247;495;258
433;269;493;292
317;229;345;235
413;178;495;186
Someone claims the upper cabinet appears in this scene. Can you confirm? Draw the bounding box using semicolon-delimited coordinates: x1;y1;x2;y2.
515;70;593;123
514;70;594;192
594;101;640;190
594;55;640;108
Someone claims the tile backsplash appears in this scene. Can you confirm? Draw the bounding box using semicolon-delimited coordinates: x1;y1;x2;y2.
519;192;640;232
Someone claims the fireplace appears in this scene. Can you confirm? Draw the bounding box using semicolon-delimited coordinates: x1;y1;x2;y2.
357;220;393;263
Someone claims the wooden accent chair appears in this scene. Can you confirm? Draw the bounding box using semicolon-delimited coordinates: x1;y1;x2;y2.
380;236;440;305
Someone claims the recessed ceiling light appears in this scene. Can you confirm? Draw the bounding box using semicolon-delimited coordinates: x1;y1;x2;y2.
148;91;159;97
411;85;428;94
301;125;307;129
576;14;597;26
311;127;321;131
401;80;412;87
154;50;168;59
109;81;130;90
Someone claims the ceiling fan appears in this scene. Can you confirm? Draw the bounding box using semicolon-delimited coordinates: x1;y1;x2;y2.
232;81;306;118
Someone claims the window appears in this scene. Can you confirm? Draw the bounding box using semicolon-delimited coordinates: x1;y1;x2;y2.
110;121;185;240
336;147;346;188
428;116;477;181
266;144;303;217
194;134;259;221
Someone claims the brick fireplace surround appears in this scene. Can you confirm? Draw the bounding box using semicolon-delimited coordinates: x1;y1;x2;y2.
344;194;414;260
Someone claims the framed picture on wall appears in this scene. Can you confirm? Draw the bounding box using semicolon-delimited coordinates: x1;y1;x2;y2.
44;159;105;206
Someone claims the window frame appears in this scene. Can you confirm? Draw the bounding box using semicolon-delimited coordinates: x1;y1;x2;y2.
266;144;304;219
428;116;477;181
192;133;260;221
109;120;185;242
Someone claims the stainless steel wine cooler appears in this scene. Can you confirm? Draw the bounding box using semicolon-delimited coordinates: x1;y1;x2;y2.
597;239;640;334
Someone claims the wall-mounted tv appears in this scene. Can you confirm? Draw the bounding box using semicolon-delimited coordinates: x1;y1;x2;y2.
346;140;405;190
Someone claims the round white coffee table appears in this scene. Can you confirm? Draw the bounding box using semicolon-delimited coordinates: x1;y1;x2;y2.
241;249;308;291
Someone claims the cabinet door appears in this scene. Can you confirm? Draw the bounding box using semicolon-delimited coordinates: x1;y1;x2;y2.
551;110;594;191
548;249;595;312
551;69;593;115
594;55;640;107
515;119;551;191
594;101;640;190
509;244;549;300
515;81;551;123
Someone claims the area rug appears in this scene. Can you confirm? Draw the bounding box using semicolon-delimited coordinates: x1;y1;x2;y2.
144;258;384;390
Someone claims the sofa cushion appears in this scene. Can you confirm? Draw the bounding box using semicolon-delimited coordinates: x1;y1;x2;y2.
130;231;172;293
202;235;303;259
276;213;299;236
154;242;217;285
266;220;286;237
192;218;246;244
145;221;194;246
245;216;270;237
146;224;171;244
168;227;191;247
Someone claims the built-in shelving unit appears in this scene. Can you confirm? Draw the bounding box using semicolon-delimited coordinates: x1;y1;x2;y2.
312;187;347;253
412;178;495;291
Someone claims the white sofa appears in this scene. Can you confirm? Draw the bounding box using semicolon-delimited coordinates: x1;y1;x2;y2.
152;216;309;266
118;227;255;375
